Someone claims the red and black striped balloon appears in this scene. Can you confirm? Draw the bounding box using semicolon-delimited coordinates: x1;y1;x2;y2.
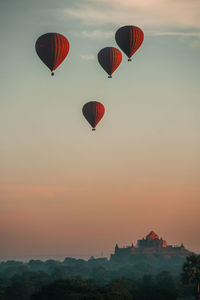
115;25;144;61
97;47;122;78
82;101;105;131
35;33;70;75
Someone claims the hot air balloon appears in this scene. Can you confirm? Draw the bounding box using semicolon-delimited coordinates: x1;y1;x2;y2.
115;25;144;61
35;33;70;75
97;47;122;78
82;101;105;131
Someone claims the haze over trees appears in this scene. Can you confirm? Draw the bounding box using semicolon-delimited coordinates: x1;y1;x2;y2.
0;254;198;299
0;232;197;299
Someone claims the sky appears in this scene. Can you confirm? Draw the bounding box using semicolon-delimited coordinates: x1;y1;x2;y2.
0;0;200;260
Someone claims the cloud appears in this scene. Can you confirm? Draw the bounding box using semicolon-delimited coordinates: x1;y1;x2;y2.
179;36;200;48
64;0;200;29
146;30;200;48
81;30;114;39
147;31;200;37
150;31;200;48
80;54;95;60
0;185;79;201
64;4;122;25
189;38;200;48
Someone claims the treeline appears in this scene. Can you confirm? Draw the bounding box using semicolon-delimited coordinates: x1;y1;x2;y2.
0;254;187;283
0;257;196;299
0;270;195;299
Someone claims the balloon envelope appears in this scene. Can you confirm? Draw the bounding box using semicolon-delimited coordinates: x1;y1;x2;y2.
82;101;105;130
97;47;122;78
35;33;70;75
115;25;144;61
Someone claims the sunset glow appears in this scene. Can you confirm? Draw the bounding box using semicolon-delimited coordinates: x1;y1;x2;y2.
0;0;200;260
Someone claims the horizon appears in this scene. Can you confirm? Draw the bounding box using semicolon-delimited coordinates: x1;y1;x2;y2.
0;229;198;262
1;0;200;258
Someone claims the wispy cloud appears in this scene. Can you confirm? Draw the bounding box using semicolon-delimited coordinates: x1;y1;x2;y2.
189;38;200;48
179;36;200;48
0;185;80;201
80;54;95;60
0;185;74;192
64;0;200;29
146;30;200;48
81;30;114;39
147;31;200;37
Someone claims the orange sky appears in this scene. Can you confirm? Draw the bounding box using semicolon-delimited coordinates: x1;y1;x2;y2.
0;0;200;259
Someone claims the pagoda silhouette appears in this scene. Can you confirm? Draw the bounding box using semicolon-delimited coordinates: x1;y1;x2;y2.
111;231;191;262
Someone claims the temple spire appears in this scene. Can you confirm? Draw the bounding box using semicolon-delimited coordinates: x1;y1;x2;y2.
115;244;119;252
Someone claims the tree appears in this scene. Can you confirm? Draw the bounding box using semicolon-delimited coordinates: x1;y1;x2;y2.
182;254;200;300
156;271;177;292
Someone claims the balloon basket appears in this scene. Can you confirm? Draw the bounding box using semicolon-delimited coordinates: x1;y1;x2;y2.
128;58;132;62
51;72;55;76
108;75;112;78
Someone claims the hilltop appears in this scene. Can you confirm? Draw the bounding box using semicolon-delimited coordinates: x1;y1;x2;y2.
111;230;191;261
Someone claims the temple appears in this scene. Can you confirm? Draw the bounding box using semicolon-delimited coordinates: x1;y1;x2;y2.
110;231;191;261
137;231;167;249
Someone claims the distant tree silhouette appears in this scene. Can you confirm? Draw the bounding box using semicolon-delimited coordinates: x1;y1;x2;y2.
156;271;177;292
132;285;178;300
0;285;6;300
31;279;132;299
142;274;154;287
182;254;200;300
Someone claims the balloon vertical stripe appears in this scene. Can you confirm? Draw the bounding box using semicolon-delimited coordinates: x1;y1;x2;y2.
98;47;122;77
82;101;105;130
35;33;70;74
115;25;144;60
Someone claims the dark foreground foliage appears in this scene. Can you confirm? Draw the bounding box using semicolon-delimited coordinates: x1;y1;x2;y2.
31;279;132;300
31;278;179;300
0;255;197;299
181;254;200;300
0;272;194;300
